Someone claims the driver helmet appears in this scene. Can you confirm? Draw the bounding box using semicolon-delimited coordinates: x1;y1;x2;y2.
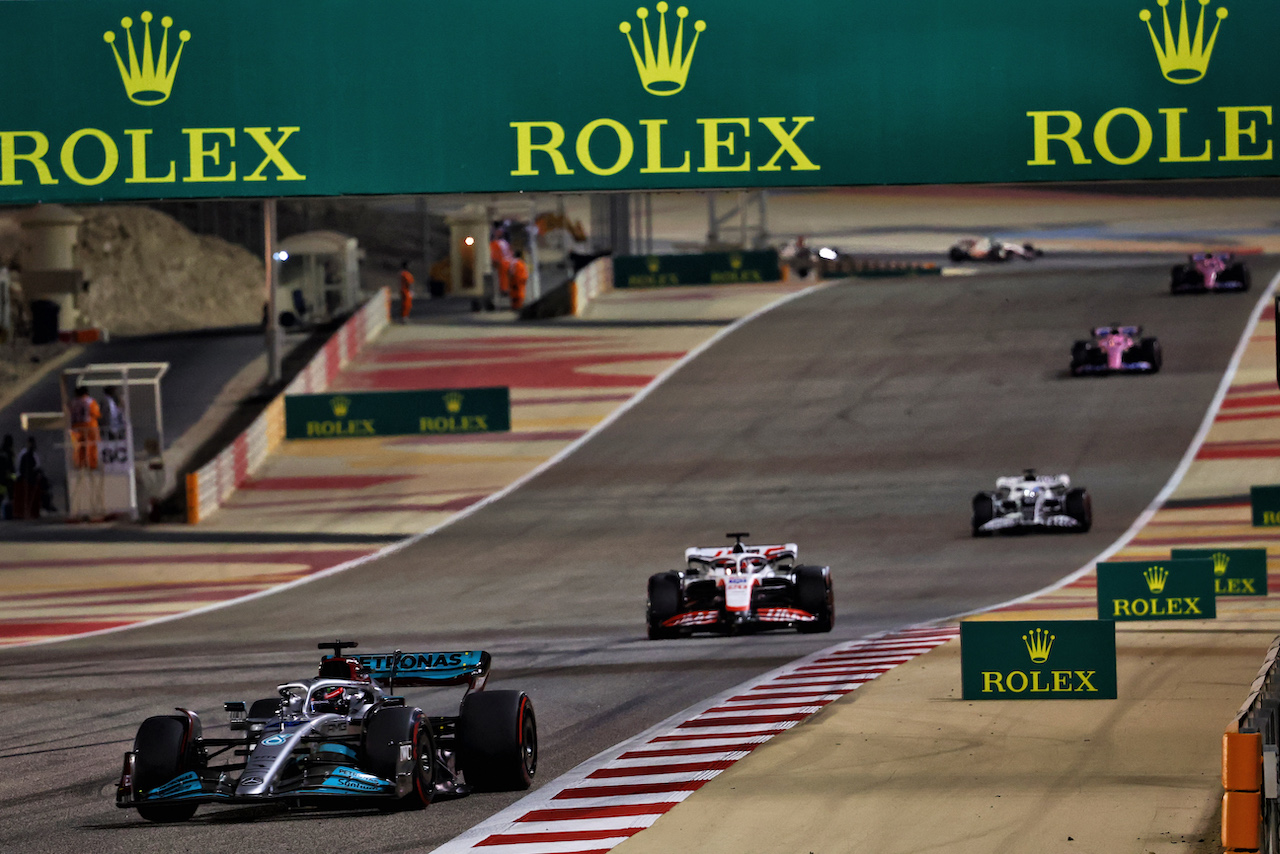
311;686;348;715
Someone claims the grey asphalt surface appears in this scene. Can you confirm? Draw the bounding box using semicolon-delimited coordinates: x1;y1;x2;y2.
0;261;1269;853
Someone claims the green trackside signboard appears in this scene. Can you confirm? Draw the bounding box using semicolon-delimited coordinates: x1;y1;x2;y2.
285;388;510;440
1096;559;1216;621
1172;547;1268;596
613;251;780;287
0;0;1276;204
960;620;1117;700
1250;485;1280;526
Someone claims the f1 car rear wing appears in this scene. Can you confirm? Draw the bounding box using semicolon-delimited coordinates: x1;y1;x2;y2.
356;650;491;691
686;543;798;561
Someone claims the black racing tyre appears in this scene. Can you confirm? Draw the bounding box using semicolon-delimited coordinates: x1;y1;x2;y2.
949;247;966;263
1139;337;1162;372
972;492;996;537
1065;487;1092;533
363;705;434;808
1227;263;1252;292
1170;264;1198;293
647;572;682;640
794;565;834;633
458;691;538;792
1069;341;1089;375
133;716;200;823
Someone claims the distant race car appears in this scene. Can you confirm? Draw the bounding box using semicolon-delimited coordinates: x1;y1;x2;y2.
646;532;833;639
972;470;1091;537
949;237;1043;262
116;641;537;822
1070;325;1161;376
1170;252;1251;294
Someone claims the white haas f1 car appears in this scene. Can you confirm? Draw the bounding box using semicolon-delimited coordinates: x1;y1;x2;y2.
1070;325;1161;376
1171;252;1250;294
116;641;536;822
949;237;1043;262
646;533;833;639
972;470;1091;537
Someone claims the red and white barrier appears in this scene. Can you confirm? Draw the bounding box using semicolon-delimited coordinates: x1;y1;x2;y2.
185;289;390;523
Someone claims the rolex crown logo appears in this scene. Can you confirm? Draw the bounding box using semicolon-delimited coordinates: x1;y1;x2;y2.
1212;552;1230;576
620;3;706;96
104;11;191;105
1139;0;1227;85
1144;565;1169;594
330;395;351;418
729;253;743;269
444;391;465;414
1023;628;1055;664
647;256;661;273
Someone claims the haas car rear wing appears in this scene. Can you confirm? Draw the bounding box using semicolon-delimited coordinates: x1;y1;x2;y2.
356;650;491;692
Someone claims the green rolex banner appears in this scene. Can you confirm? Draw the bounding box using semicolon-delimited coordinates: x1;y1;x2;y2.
1250;485;1280;527
1171;547;1268;596
285;388;510;440
960;620;1117;700
613;251;781;287
0;0;1276;204
1096;559;1216;621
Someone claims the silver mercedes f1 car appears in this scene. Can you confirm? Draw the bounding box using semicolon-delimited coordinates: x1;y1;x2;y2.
116;641;536;822
646;533;833;639
971;470;1091;536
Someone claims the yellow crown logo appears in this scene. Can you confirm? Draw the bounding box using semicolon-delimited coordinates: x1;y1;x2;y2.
620;3;706;96
444;391;465;414
646;256;661;273
1144;565;1169;594
729;253;743;269
1023;628;1055;664
330;395;351;418
1213;552;1230;576
104;11;190;105
1139;0;1227;85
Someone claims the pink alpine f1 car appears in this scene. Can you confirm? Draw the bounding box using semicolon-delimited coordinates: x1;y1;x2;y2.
1070;325;1161;376
1171;252;1250;294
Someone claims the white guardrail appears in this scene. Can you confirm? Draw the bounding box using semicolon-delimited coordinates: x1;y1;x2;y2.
571;256;612;316
184;288;390;524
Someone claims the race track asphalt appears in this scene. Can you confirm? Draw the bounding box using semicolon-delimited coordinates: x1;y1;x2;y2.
0;261;1268;854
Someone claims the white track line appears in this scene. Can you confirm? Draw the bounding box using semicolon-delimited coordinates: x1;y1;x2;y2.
12;282;830;649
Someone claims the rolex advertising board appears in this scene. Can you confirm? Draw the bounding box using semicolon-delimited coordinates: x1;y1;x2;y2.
613;251;780;287
284;388;510;440
1171;547;1268;596
960;620;1117;700
1096;559;1216;621
1251;485;1280;526
0;0;1276;204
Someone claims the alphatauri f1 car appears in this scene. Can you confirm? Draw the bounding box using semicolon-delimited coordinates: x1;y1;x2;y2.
1070;325;1161;376
116;641;536;822
1170;252;1250;293
646;533;833;639
972;470;1092;536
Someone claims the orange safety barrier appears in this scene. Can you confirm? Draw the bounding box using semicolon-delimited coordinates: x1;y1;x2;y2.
1223;719;1264;851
